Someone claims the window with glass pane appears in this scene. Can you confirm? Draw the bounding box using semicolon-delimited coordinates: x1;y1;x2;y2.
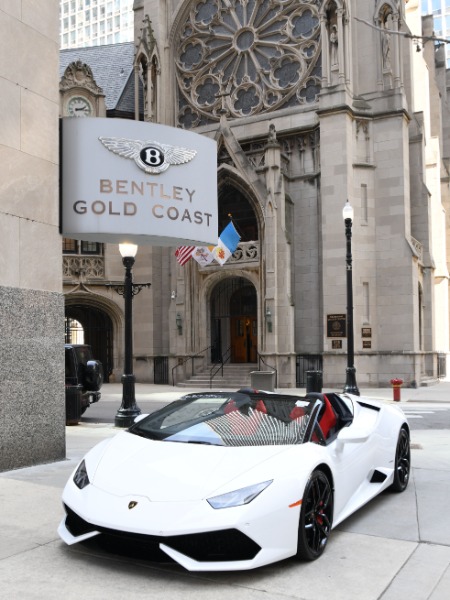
63;238;77;254
432;0;441;13
81;241;102;255
63;239;102;255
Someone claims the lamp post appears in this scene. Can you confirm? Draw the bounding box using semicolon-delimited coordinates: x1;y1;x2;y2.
114;243;151;427
342;201;360;396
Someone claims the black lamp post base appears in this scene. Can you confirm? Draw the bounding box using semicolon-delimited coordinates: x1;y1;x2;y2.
114;374;141;428
343;367;360;396
114;407;141;428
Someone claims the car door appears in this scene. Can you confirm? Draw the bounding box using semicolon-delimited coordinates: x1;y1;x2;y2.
328;401;381;521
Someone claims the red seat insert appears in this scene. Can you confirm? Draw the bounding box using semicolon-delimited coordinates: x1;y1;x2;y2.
319;395;337;439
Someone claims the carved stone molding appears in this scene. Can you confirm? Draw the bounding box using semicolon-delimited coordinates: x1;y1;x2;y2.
59;60;104;95
63;256;105;279
201;241;260;269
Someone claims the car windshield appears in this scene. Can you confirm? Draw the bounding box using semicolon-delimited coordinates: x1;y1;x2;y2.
129;392;316;447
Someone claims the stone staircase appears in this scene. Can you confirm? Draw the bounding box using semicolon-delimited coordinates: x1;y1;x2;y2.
176;363;258;389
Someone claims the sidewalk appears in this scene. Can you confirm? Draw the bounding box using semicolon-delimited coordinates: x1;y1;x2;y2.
0;381;450;599
99;378;450;404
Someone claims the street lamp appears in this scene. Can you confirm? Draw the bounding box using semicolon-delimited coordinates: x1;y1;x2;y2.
113;243;151;427
342;201;360;396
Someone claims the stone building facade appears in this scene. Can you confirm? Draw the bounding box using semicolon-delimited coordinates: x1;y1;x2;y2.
0;2;65;470
61;0;450;390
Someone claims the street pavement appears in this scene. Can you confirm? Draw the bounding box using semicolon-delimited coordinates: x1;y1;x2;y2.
1;381;450;599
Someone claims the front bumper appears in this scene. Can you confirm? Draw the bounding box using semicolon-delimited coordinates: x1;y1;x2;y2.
58;481;301;571
60;503;260;563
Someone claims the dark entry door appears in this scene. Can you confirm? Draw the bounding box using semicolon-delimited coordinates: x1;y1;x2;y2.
231;317;257;363
210;277;257;364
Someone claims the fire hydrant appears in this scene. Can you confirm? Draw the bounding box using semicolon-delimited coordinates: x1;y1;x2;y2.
390;378;403;402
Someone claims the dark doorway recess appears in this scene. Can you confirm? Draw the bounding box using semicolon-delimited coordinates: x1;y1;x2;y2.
218;184;258;241
210;277;257;363
65;305;113;382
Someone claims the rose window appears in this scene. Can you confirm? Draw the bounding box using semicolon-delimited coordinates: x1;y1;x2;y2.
176;0;322;128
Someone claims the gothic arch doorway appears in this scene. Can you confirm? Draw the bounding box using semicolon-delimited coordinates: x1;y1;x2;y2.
210;277;257;364
65;304;113;382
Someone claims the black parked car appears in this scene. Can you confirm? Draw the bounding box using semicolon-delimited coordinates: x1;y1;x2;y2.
65;344;103;424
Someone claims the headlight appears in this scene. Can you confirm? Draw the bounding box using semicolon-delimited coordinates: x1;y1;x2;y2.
73;459;90;490
207;480;272;509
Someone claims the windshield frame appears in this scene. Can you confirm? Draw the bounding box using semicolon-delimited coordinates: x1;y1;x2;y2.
128;391;320;447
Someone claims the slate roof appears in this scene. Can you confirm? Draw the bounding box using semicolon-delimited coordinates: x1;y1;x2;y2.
60;42;139;113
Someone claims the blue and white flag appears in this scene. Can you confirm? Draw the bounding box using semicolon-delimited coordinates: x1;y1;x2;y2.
219;221;240;253
212;221;241;266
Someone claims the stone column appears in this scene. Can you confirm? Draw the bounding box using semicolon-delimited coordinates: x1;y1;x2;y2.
337;8;345;85
321;15;330;88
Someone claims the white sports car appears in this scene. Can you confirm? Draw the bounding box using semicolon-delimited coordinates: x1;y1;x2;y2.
58;389;410;571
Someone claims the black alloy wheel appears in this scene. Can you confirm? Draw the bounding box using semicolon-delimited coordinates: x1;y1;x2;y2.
296;470;333;561
391;426;410;493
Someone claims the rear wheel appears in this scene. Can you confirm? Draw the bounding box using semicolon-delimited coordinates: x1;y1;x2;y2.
391;427;410;492
296;470;333;561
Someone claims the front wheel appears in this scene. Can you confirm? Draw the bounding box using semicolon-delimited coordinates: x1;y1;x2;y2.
391;426;410;493
296;470;333;561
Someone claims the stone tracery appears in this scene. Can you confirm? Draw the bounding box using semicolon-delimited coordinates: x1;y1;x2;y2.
176;0;322;127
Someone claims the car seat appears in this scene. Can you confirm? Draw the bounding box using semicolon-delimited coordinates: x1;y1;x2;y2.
318;395;338;439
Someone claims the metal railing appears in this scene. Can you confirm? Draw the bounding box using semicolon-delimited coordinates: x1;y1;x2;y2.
172;346;211;386
257;352;278;388
209;346;232;388
296;354;323;387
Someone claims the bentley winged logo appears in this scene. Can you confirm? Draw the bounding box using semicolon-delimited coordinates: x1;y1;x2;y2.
98;136;197;174
128;501;138;510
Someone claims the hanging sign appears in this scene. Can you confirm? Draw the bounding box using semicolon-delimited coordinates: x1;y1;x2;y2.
61;117;218;245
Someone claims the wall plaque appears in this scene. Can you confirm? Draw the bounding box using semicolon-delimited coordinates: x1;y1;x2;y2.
327;314;346;338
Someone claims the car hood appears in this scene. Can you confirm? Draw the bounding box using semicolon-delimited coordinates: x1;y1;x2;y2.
90;431;292;501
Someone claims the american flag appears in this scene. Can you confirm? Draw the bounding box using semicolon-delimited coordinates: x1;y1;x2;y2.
175;246;195;265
